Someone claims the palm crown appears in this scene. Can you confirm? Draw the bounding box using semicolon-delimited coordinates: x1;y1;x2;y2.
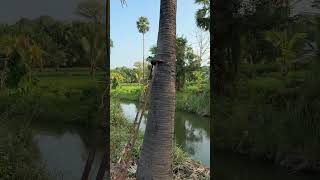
136;16;150;34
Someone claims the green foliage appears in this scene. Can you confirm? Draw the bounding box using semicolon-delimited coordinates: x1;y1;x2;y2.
148;36;201;90
112;83;210;116
5;51;28;88
173;146;190;167
195;0;210;31
76;0;104;23
215;59;320;163
176;85;209;116
264;30;307;75
112;77;119;89
0;69;104;126
111;84;143;101
0;120;50;180
110;100;141;162
0;16;106;70
136;17;150;34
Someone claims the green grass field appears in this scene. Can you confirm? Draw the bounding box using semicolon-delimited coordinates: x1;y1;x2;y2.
0;68;105;126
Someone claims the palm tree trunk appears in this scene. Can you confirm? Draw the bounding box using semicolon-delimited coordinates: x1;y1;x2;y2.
96;0;110;179
143;33;145;83
81;132;98;180
136;0;176;179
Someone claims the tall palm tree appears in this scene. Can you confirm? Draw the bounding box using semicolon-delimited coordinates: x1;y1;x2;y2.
136;0;176;179
136;16;150;82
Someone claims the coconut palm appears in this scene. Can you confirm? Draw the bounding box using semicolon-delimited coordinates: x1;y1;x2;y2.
136;16;150;82
136;0;177;179
265;30;307;75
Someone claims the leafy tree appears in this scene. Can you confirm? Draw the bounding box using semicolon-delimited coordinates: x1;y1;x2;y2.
114;66;138;83
133;61;147;83
76;0;104;23
195;0;210;31
28;43;45;72
136;16;150;82
148;37;199;90
0;35;31;87
80;27;106;76
76;1;106;76
265;30;307;75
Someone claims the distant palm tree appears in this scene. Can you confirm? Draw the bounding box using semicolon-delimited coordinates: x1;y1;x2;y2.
136;16;150;82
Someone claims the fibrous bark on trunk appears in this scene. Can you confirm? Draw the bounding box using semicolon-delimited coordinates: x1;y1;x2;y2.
136;0;176;179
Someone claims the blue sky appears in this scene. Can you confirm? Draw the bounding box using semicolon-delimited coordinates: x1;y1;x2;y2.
111;0;202;68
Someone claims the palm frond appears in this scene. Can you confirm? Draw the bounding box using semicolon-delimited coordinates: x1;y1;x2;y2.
288;32;307;51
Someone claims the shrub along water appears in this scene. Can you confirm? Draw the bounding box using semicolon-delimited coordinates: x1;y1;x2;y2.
214;62;320;172
0;70;104;179
111;83;210;116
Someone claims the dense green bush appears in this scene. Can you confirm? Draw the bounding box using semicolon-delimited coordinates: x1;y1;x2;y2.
0;120;50;180
112;83;210;116
5;52;28;88
214;62;320;165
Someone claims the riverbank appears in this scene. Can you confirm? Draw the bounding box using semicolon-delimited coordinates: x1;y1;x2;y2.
0;69;208;180
0;68;105;179
111;83;210;116
0;117;51;180
110;100;210;179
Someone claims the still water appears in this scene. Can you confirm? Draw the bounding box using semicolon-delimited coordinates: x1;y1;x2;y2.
29;101;320;179
31;123;103;179
120;100;211;167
